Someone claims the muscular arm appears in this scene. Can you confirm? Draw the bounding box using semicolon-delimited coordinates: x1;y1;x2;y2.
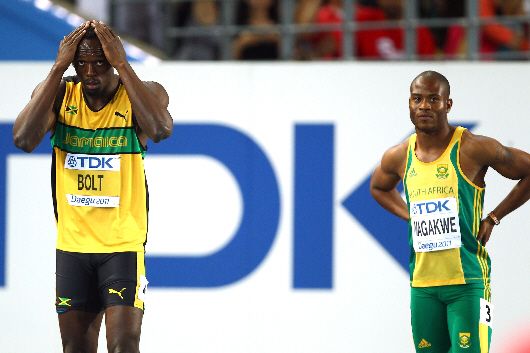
462;132;530;245
13;22;90;152
489;145;530;218
370;141;410;222
13;71;64;153
92;21;173;144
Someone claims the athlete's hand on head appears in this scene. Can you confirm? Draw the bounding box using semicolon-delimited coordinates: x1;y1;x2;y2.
91;20;127;68
56;21;90;72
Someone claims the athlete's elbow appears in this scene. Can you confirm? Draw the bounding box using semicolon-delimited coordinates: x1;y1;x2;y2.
370;187;382;203
151;122;173;143
369;180;382;199
13;135;36;153
370;184;391;205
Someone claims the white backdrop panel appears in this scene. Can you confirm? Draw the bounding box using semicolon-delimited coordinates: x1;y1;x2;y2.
1;62;529;352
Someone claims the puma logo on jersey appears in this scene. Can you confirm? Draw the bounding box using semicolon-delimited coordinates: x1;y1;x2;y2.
115;110;128;121
109;288;126;299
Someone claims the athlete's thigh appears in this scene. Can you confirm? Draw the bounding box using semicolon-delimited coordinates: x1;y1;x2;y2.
56;249;103;313
411;287;451;352
58;310;104;353
447;283;492;353
97;251;147;310
105;305;143;352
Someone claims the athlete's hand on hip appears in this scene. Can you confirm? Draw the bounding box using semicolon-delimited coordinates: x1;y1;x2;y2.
56;21;90;72
477;218;494;246
91;21;127;68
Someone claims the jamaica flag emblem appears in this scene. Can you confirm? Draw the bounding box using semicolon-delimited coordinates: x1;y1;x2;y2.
65;105;78;115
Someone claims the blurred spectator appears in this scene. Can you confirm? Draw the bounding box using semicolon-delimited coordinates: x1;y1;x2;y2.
311;0;437;59
419;0;466;58
293;0;371;59
233;0;280;60
174;1;222;60
76;0;167;51
436;0;529;60
357;0;434;59
113;2;166;51
294;0;322;60
480;0;529;59
76;0;529;61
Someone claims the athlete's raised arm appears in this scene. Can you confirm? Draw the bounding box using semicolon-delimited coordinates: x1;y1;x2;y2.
14;22;90;153
91;20;173;145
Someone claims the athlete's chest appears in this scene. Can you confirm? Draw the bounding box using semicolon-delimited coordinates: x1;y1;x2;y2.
62;90;132;130
405;157;458;202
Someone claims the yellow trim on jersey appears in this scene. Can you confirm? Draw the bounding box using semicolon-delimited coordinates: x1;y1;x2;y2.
456;131;485;190
479;323;490;353
406;127;490;287
134;251;146;310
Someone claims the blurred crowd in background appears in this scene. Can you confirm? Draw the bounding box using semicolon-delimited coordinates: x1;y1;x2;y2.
61;0;530;61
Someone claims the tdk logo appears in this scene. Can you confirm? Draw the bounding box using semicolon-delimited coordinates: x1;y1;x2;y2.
412;199;451;215
0;118;478;287
66;155;78;168
65;153;120;171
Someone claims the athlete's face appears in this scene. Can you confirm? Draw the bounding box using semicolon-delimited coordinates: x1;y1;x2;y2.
409;76;452;133
73;38;113;96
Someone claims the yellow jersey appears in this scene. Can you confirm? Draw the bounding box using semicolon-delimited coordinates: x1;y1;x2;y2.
403;127;490;290
51;76;148;253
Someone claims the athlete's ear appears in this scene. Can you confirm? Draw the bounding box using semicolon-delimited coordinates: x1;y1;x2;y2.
446;98;453;113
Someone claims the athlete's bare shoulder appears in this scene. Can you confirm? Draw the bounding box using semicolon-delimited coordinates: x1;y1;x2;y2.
464;127;530;177
380;137;410;178
460;128;501;167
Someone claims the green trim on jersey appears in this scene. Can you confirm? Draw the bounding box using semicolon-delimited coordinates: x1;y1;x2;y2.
54;77;148;253
449;141;490;285
52;121;145;157
404;127;491;288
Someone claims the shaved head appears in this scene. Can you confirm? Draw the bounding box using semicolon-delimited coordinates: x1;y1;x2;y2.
411;71;450;98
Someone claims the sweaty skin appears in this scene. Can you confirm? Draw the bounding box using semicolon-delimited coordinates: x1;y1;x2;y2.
370;70;530;353
14;21;173;152
13;20;173;353
370;71;530;246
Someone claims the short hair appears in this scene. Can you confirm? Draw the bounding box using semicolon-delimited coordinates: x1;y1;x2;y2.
83;24;98;41
75;24;102;57
411;70;451;97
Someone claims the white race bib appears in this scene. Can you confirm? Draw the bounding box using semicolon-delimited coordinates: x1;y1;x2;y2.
138;274;148;302
64;153;121;207
65;153;120;171
479;298;494;327
410;196;461;252
65;194;120;207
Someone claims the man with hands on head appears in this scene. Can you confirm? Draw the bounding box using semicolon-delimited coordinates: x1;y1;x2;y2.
370;70;530;352
14;21;173;353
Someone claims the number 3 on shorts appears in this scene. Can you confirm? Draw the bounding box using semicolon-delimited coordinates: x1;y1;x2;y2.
479;298;494;327
138;274;148;302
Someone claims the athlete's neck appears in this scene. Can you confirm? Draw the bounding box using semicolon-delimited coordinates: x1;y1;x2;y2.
414;124;456;163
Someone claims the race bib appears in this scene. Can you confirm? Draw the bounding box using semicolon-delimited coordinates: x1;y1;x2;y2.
63;153;121;207
138;274;148;302
479;298;494;327
410;196;461;252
